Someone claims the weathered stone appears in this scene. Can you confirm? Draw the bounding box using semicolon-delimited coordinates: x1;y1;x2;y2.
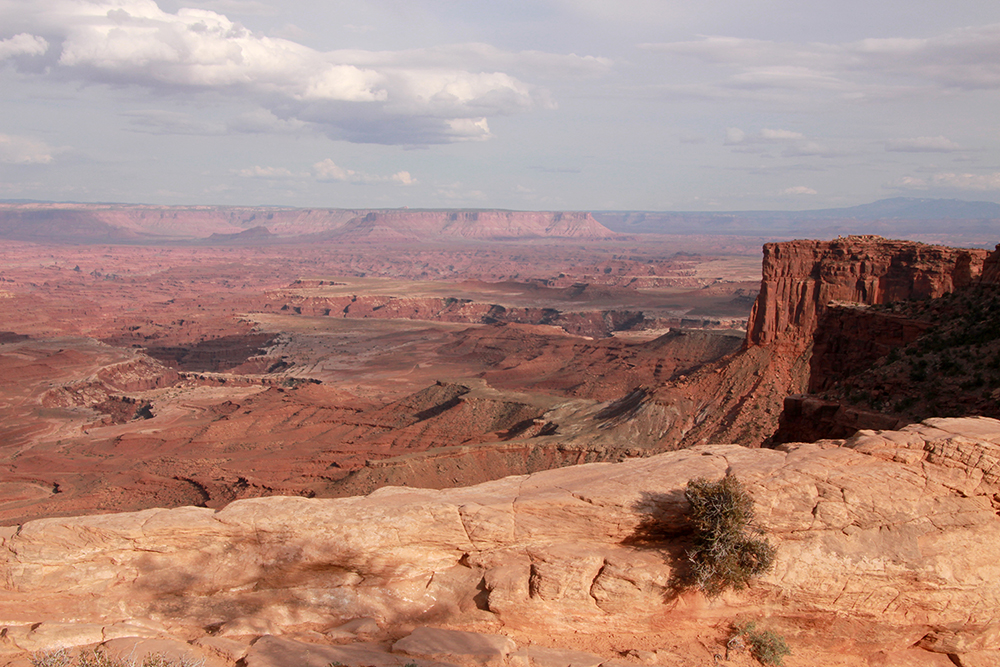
953;650;1000;667
191;636;251;663
511;646;603;667
245;635;446;667
2;417;1000;665
869;649;957;666
393;627;517;667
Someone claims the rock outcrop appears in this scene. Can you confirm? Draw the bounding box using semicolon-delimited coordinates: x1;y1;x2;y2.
3;417;1000;666
745;236;986;347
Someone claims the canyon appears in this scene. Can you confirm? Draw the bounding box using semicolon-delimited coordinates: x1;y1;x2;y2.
1;203;999;666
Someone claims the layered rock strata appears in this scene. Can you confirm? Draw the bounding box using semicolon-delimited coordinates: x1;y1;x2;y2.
745;236;986;347
2;417;1000;666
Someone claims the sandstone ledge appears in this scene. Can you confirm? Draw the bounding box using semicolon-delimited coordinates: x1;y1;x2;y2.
3;417;1000;666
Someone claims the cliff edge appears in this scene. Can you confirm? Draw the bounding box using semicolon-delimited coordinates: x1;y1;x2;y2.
2;417;1000;666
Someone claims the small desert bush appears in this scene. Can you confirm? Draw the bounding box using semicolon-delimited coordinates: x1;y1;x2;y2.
729;622;791;667
684;474;776;597
32;649;202;667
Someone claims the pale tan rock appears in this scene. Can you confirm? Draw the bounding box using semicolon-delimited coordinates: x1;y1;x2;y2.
393;627;516;667
244;635;441;667
512;645;603;667
953;650;1000;667
217;617;278;638
622;650;656;665
3;417;1000;663
0;623;104;652
869;649;957;666
192;636;251;663
325;618;381;640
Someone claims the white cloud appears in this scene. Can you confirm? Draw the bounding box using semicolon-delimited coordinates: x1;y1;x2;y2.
726;127;805;145
0;33;48;59
929;172;1000;191
884;176;929;190
884;136;963;152
237;165;305;179
312;159;415;185
724;127;841;157
781;141;844;158
0;134;55;164
330;43;612;81
0;0;587;145
885;172;1000;191
724;127;745;144
640;22;1000;102
781;186;818;195
312;159;354;182
760;128;804;141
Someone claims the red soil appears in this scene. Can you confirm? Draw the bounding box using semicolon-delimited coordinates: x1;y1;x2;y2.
0;239;757;524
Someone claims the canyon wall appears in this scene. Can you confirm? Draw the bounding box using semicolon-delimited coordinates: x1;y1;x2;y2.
2;417;1000;666
745;235;986;347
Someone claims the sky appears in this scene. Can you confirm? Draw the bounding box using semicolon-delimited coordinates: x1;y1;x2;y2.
1;0;1000;211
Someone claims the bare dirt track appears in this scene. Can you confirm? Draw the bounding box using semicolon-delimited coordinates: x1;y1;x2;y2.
0;238;758;524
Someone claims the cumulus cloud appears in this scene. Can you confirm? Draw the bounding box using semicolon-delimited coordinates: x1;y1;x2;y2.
312;159;416;185
884;136;963;153
0;33;48;59
0;0;586;145
640;22;1000;101
0;134;55;164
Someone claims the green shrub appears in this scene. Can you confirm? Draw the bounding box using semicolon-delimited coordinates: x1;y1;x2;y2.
730;622;791;666
685;474;776;597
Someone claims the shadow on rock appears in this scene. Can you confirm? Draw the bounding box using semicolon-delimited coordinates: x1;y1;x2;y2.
622;490;695;599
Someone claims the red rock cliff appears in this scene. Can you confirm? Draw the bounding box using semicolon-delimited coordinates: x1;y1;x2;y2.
981;243;1000;284
745;235;987;346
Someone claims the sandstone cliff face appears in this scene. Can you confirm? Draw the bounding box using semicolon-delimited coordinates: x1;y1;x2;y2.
3;418;1000;665
745;236;986;347
981;243;1000;284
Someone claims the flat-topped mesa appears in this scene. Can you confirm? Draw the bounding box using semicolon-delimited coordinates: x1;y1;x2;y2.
0;204;619;243
745;235;987;347
342;210;618;240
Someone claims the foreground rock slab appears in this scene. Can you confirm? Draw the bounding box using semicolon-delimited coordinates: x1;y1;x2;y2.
3;417;1000;666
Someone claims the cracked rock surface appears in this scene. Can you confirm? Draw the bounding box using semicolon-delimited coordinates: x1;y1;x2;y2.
2;417;1000;666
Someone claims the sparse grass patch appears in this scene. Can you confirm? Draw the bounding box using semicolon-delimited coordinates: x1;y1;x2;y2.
729;621;791;666
31;649;203;667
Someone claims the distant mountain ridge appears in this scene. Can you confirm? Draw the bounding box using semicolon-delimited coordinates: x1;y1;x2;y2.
1;198;997;245
592;197;1000;247
0;204;616;244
